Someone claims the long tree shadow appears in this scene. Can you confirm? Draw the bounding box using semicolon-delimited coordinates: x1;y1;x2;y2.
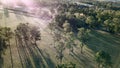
32;42;55;68
8;41;14;68
16;36;34;68
24;40;46;68
87;30;120;52
86;30;120;67
39;48;55;68
70;52;94;68
15;35;24;68
22;39;55;68
0;57;3;68
86;30;120;55
15;23;55;68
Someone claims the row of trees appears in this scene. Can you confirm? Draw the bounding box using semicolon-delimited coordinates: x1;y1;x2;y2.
55;2;120;34
49;19;91;67
0;24;112;68
0;27;13;58
84;9;120;33
15;23;41;45
50;17;112;68
49;2;114;68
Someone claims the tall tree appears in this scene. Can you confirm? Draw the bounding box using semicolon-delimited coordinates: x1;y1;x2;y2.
0;27;13;58
30;26;41;45
77;28;90;53
0;31;7;59
63;21;76;54
5;27;13;68
55;39;65;64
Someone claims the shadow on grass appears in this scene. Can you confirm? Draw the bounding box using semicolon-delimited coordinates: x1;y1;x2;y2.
85;30;120;68
33;43;55;68
25;41;46;68
21;39;55;68
16;31;56;68
70;52;94;68
86;30;120;53
68;30;120;68
0;57;3;68
18;39;34;68
39;49;55;68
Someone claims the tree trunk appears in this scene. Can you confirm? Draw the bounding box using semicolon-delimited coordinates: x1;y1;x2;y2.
97;63;100;68
80;43;84;54
69;47;74;55
59;50;63;64
34;39;37;46
60;58;62;64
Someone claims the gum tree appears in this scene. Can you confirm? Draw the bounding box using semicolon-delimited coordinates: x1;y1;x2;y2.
77;28;90;53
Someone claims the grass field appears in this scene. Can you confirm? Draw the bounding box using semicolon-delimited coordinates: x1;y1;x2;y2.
0;8;120;68
87;30;120;68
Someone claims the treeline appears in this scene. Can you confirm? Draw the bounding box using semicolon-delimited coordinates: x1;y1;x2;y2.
48;2;116;67
83;1;120;10
55;2;120;34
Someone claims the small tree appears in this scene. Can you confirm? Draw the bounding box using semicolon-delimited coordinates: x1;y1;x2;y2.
63;21;76;54
62;20;72;33
0;37;7;58
48;22;56;34
5;27;13;44
86;16;96;28
55;39;65;64
112;18;120;33
95;51;112;68
104;19;115;33
77;28;90;53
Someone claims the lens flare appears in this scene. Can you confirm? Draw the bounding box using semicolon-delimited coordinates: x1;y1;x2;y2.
21;0;37;7
1;0;38;8
0;0;58;27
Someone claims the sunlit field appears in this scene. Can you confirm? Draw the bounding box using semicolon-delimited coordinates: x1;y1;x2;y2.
0;0;120;68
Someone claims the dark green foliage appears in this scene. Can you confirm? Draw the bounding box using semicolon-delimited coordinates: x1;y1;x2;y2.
77;28;90;44
55;2;120;34
56;62;76;68
86;16;96;28
95;51;112;68
0;37;7;58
